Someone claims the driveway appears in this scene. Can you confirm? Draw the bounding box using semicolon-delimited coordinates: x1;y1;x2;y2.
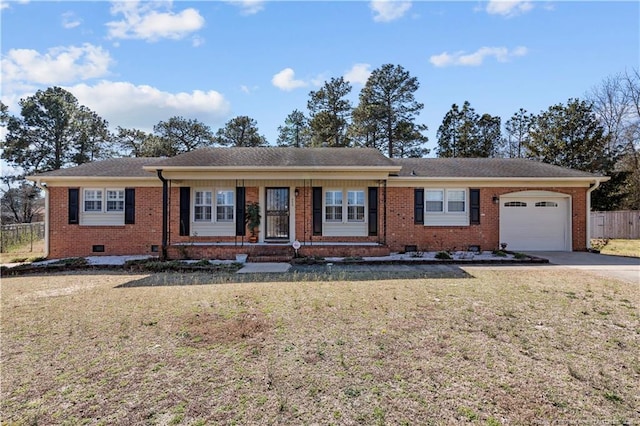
524;251;639;284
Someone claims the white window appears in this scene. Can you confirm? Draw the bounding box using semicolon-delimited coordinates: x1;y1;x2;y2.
325;190;343;222
426;190;444;212
84;190;103;212
425;189;467;214
194;191;212;221
106;190;125;212
535;201;557;207
347;190;365;222
216;190;234;222
504;201;527;207
447;190;466;213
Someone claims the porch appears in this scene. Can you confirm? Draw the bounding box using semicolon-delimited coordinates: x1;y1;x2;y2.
167;241;391;262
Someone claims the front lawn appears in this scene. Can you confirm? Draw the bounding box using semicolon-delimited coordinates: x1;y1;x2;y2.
596;239;640;258
1;269;638;424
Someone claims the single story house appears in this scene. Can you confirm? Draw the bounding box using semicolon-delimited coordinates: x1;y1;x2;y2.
27;147;607;260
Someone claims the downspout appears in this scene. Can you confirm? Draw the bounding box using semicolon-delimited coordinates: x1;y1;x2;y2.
157;170;168;260
585;178;602;250
35;180;49;258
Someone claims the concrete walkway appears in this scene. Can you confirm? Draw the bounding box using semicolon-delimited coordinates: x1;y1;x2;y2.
237;263;291;273
523;251;639;284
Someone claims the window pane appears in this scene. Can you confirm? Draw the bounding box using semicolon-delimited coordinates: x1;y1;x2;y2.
347;191;365;221
84;190;102;212
195;206;212;221
216;206;233;222
106;190;124;212
448;190;465;212
326;206;342;221
195;191;212;221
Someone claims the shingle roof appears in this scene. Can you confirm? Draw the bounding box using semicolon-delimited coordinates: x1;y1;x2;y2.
28;149;602;180
148;147;397;168
31;157;163;178
393;158;601;178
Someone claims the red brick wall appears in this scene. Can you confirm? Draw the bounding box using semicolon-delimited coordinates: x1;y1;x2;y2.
46;184;590;259
47;186;163;258
383;186;588;252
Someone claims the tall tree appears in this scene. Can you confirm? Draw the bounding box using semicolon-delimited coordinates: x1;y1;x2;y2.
153;116;215;156
215;116;267;147
276;110;311;147
436;101;499;157
588;69;640;209
73;107;114;164
352;64;428;158
525;99;610;172
525;98;613;209
477;113;502;158
503;108;533;158
0;179;40;224
1;87;112;175
307;77;352;147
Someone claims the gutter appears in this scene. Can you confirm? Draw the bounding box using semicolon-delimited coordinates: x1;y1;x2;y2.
586;178;603;250
156;170;168;260
34;179;49;258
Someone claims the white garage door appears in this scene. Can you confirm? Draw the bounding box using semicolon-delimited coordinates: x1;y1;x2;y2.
500;191;571;251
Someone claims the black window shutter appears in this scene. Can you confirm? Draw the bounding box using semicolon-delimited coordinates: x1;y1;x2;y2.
68;188;80;224
414;188;424;225
179;187;190;236
470;188;480;225
124;188;135;224
368;187;378;236
235;187;246;236
312;187;322;236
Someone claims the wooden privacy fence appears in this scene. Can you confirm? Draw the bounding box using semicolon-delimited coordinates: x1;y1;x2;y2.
0;222;45;253
590;211;640;239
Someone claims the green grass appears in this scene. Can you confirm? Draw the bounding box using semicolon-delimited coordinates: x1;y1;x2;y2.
2;268;638;424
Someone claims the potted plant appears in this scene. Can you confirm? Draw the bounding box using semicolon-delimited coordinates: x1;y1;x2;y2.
245;201;261;243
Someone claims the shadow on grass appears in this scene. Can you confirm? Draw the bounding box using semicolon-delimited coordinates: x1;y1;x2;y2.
117;264;472;287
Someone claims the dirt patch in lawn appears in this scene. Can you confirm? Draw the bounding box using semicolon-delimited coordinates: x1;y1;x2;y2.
2;269;639;425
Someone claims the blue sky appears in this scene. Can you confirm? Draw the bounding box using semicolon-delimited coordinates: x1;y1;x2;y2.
1;0;638;156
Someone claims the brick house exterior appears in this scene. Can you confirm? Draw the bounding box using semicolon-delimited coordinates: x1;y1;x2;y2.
28;148;606;260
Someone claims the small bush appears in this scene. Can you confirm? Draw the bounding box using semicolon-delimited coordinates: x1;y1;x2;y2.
492;250;508;257
590;238;609;251
50;257;88;267
435;251;451;260
514;252;528;259
291;256;326;265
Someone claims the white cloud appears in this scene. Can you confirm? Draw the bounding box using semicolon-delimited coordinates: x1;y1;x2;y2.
191;35;205;47
62;11;81;29
344;63;372;85
370;0;412;22
106;1;205;42
226;0;265;15
486;0;534;17
67;81;231;131
271;68;308;91
1;43;112;86
429;46;528;67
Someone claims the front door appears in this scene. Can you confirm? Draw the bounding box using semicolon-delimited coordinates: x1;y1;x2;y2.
265;188;290;240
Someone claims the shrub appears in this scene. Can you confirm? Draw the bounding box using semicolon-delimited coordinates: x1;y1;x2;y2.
435;251;451;260
492;250;508;257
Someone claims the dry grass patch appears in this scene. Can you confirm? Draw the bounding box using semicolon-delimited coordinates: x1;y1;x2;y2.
2;269;639;425
598;239;640;258
0;238;45;263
